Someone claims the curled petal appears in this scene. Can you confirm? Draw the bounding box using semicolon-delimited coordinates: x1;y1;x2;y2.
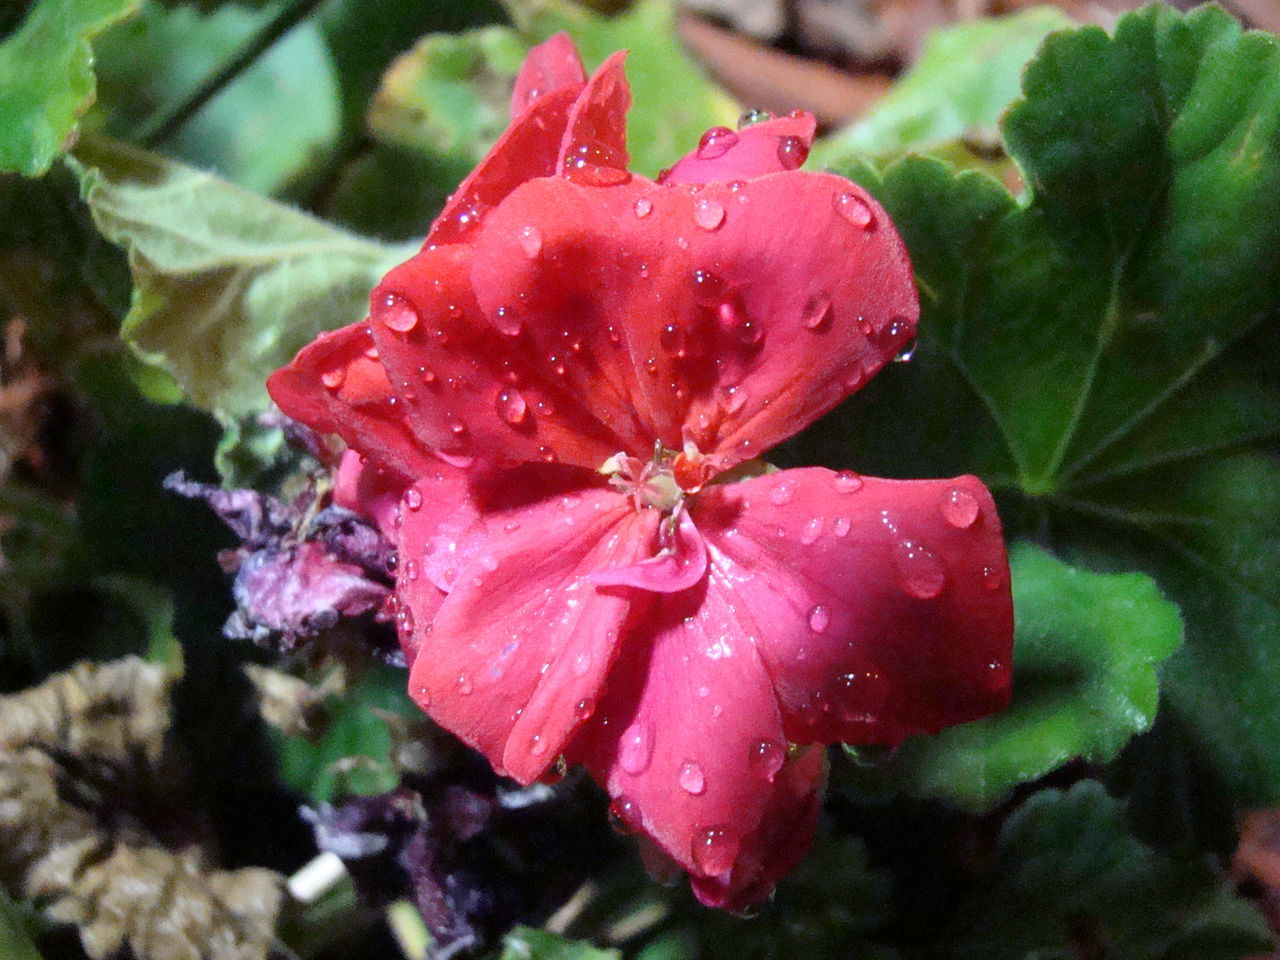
510;32;587;118
568;581;796;900
471;173;917;465
557;51;632;186
267;323;436;483
662;113;818;186
334;450;405;540
405;470;660;783
589;511;707;593
692;468;1013;745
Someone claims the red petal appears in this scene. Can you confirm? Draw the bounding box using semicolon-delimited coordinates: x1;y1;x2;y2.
568;580;797;895
405;474;658;783
558;52;632;187
662;113;818;186
333;450;405;541
426;86;580;247
471;172;918;463
368;244;630;471
510;32;587;119
691;468;1013;745
589;510;707;592
267;323;435;482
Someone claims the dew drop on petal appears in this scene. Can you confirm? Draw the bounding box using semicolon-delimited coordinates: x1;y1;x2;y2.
738;109;772;128
494;306;522;337
941;487;980;528
894;540;947;599
633;196;653;219
456;673;473;695
518;224;543;258
404;559;418;581
769;479;795;505
776;135;809;170
833;191;875;229
692;826;739;876
833;517;852;538
608;796;640;834
689;269;724;304
538;445;557;463
530;735;548;756
380;294;420;333
659;323;684;355
693;198;726;231
496;388;528;425
800;517;824;545
981;565;1005;591
722;385;747;414
404;488;423;511
800;295;833;330
808;604;830;633
619;722;654;775
833;470;863;493
320;366;346;390
449;419;467;436
575;697;596;721
572;651;591;677
697;126;739;159
748;740;786;780
678;760;707;795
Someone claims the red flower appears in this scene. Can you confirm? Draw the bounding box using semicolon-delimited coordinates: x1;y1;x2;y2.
269;34;1013;911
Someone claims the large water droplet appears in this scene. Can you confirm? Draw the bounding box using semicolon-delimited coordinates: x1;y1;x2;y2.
404;488;423;511
380;294;419;333
320;366;346;390
808;604;830;633
769;479;795;505
800;295;832;331
894;540;947;599
833;191;875;229
941;487;980;528
518;224;543;258
692;825;739;875
493;306;522;337
697;126;739;159
575;697;596;721
748;740;785;780
776;135;809;170
800;517;824;545
619;722;654;775
693;198;726;231
678;760;706;795
833;470;863;493
633;197;653;219
738;109;772;128
496;387;528;425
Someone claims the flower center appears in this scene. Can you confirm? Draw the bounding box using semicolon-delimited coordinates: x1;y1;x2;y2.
599;444;687;513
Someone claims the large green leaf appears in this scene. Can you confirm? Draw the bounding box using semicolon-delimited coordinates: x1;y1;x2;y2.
0;0;136;177
500;929;620;960
69;135;411;478
812;7;1072;164
843;544;1181;811
814;4;1280;803
93;3;341;195
940;782;1271;960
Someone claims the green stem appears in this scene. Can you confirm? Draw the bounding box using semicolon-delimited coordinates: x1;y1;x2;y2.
137;0;329;148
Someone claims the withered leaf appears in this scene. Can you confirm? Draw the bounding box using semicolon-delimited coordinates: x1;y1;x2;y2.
0;658;285;960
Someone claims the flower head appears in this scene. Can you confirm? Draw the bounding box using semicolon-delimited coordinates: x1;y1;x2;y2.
268;34;1013;911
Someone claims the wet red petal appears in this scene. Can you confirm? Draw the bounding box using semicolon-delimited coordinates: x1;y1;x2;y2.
662;113;818;186
557;51;632;187
510;32;587;119
405;472;657;783
589;511;707;593
692;468;1013;745
471;172;917;464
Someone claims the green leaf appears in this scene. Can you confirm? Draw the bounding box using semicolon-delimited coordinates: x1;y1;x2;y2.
500;928;619;960
69;134;411;477
0;889;43;960
816;5;1280;803
941;782;1272;960
0;0;137;177
842;544;1181;811
367;0;737;183
93;3;341;195
813;7;1072;163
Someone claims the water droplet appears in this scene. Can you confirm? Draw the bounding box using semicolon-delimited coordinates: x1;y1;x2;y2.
494;306;522;337
981;565;1005;591
530;735;548;756
619;723;654;775
748;740;786;780
833;191;875;229
518;224;543;258
808;604;830;633
691;825;739;875
833;517;852;537
721;385;747;414
689;269;724;304
404;559;419;581
396;605;415;636
769;479;795;505
659;323;684;356
633;196;653;219
538;445;557;462
320;366;346;390
941;487;980;528
894;339;917;363
776;135;809;170
380;294;419;333
419;365;436;385
697;126;739;159
800;295;832;330
404;488;423;511
575;697;596;721
693;198;726;231
608;796;640;834
449;419;466;436
894;540;947;599
738;109;772;128
496;387;528;425
678;760;706;795
833;470;863;493
456;674;473;695
800;517;824;545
